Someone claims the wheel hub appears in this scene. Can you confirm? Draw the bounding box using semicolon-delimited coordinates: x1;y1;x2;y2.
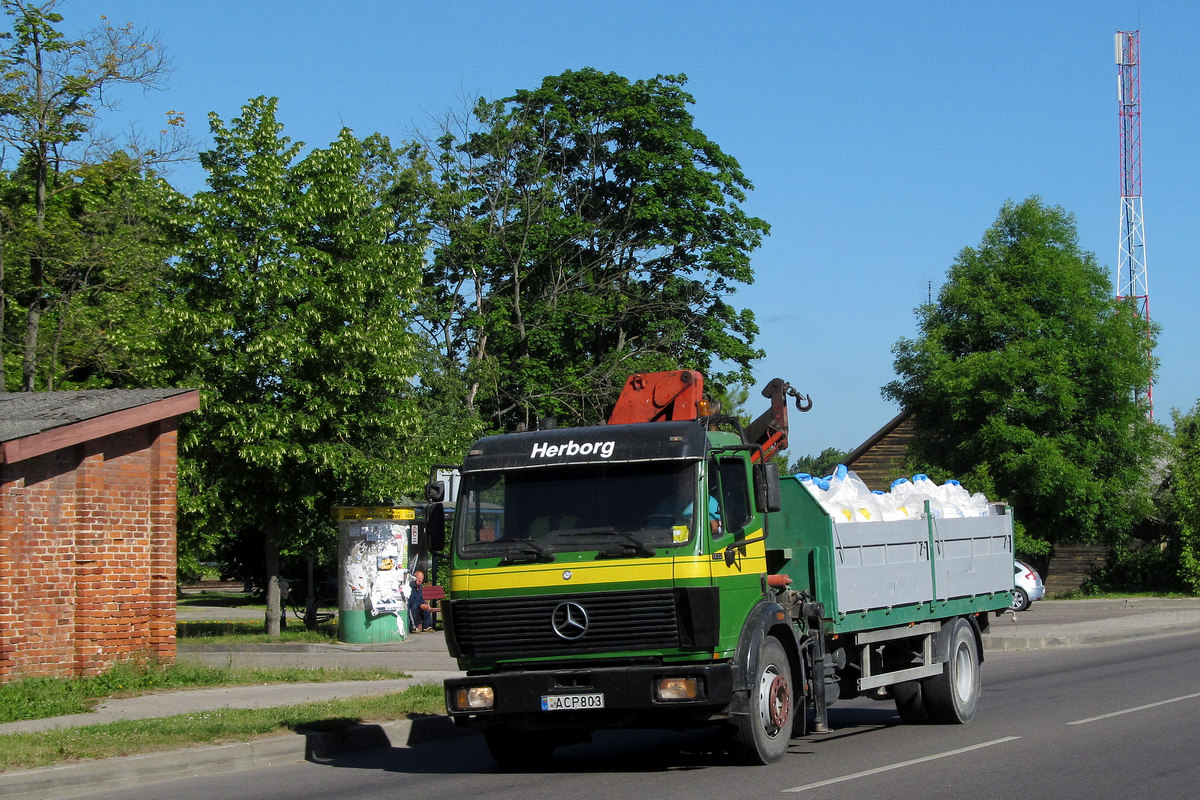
758;666;791;735
768;674;791;729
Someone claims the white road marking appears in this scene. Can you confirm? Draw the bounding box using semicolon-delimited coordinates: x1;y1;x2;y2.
782;736;1022;793
1067;691;1200;725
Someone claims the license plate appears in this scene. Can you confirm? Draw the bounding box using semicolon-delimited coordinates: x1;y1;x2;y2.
541;693;604;711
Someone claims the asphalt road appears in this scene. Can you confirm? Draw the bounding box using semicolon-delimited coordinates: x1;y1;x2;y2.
59;631;1200;800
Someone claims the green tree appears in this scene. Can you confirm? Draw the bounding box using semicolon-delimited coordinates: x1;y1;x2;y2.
0;0;186;390
1171;403;1200;593
787;447;850;479
424;69;768;431
1;154;180;390
165;97;429;633
884;197;1161;550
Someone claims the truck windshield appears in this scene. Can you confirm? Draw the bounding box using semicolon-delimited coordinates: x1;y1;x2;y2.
455;461;699;560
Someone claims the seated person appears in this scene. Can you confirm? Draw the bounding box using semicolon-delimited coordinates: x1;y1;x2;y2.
681;495;722;534
407;569;434;632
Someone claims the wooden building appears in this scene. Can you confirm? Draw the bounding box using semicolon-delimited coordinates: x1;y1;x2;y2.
841;409;917;492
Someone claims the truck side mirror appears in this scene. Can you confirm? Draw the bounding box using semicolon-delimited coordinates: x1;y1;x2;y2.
426;480;445;503
755;463;782;513
425;502;446;552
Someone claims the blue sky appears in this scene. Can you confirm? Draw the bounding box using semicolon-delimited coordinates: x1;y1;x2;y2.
85;1;1200;463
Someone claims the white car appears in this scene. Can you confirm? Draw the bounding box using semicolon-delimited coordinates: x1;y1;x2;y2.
1012;560;1046;612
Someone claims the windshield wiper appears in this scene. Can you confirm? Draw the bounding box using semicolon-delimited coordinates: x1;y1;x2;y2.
559;529;656;558
497;540;556;565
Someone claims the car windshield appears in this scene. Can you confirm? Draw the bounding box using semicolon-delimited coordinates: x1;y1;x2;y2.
455;461;699;561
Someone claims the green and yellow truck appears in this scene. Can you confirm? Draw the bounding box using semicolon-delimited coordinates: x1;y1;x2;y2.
427;370;1014;766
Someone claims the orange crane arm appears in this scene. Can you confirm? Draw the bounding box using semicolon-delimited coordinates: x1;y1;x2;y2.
607;370;812;463
607;370;705;424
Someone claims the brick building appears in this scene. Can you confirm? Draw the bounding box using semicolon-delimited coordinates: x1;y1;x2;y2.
0;389;199;682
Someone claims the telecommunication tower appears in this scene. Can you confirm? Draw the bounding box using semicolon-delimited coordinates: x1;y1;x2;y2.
1115;30;1152;416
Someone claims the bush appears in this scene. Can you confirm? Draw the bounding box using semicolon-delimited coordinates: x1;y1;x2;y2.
1081;545;1188;594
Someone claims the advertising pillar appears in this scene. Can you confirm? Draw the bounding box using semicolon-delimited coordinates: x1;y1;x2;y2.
333;505;421;643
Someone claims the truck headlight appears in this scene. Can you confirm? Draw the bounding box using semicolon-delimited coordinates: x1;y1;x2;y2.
656;676;700;701
452;685;495;710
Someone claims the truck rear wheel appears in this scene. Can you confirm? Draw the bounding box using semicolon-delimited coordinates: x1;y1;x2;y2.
921;618;980;723
892;680;929;723
731;636;794;764
483;727;557;770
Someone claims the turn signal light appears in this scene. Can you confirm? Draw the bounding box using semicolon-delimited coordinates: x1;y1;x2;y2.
453;686;495;710
656;676;700;701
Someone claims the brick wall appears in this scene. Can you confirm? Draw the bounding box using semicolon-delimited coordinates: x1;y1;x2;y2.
0;421;178;682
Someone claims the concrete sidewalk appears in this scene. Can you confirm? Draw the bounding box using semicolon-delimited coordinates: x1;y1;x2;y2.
983;596;1200;650
3;598;1200;799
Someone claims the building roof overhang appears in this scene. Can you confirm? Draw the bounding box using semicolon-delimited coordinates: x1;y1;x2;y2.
0;389;200;464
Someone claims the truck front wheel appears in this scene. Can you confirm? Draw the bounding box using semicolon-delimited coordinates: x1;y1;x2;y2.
921;618;980;723
731;636;794;764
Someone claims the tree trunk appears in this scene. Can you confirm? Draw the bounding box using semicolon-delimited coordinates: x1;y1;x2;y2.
22;295;41;392
47;302;69;392
263;528;284;636
26;54;48;393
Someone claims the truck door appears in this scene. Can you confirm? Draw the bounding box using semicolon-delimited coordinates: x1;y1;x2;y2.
706;454;767;617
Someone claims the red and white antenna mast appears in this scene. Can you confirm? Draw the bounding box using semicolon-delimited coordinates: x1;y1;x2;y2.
1116;30;1152;416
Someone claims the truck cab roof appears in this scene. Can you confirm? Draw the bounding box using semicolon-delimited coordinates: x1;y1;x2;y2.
463;420;710;473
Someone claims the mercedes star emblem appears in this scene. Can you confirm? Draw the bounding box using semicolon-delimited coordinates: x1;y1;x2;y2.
551;601;589;640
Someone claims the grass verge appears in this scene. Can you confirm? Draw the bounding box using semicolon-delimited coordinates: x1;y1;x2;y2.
0;661;410;724
0;683;444;773
176;621;337;643
176;592;262;608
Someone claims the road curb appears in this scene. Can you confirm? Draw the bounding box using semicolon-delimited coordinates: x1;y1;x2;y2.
0;718;463;800
1;732;314;800
983;623;1200;651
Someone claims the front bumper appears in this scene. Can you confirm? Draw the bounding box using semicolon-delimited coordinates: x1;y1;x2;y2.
445;661;736;731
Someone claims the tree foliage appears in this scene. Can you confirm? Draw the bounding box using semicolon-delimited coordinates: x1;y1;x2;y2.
1171;403;1200;593
422;68;768;430
884;197;1161;548
164;97;430;631
0;0;186;391
786;448;850;479
0;0;185;390
0;155;180;390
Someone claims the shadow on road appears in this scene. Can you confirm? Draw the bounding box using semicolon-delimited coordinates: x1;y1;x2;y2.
310;705;905;775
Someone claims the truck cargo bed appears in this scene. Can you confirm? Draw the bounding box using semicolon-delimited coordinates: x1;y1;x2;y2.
832;513;1013;612
767;478;1014;631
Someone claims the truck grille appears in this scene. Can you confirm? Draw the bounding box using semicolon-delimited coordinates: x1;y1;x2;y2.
451;588;680;659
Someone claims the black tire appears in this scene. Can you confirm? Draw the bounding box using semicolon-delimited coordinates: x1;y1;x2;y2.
922;618;980;724
483;727;556;770
892;680;929;724
731;636;794;764
1011;587;1030;612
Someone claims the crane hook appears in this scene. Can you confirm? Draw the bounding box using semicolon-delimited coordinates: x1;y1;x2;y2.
787;386;813;413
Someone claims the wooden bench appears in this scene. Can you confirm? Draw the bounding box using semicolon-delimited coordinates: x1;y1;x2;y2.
423;585;446;629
